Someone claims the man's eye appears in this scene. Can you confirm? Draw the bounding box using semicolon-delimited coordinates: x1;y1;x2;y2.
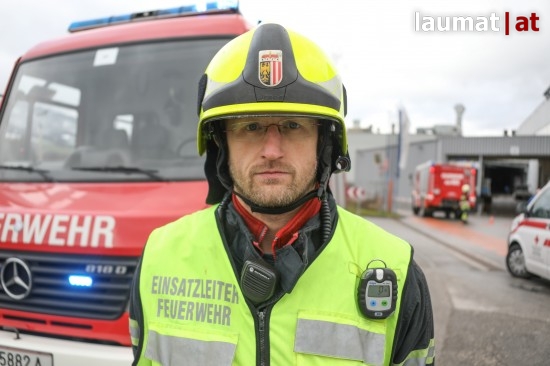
283;121;300;129
244;123;261;132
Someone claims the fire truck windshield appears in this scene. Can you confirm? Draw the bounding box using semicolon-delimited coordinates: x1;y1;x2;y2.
0;38;229;182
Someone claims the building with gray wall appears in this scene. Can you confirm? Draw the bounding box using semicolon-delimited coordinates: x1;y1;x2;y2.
350;134;550;212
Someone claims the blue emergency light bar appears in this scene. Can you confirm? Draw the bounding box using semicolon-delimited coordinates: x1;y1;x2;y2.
68;0;239;32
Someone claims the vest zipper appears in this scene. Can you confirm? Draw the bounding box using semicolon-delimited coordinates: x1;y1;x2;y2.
257;309;269;366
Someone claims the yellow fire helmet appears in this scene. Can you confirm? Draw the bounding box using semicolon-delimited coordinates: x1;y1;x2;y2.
196;23;351;206
197;22;348;154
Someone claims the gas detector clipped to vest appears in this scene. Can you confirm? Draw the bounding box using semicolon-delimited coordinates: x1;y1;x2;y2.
357;260;398;319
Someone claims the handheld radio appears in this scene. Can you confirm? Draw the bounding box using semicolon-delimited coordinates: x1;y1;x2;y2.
357;260;397;319
240;258;278;304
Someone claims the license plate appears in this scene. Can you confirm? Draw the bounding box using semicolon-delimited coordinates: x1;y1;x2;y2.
0;346;53;366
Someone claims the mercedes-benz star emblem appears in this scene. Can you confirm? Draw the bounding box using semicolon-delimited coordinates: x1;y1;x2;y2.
1;257;32;300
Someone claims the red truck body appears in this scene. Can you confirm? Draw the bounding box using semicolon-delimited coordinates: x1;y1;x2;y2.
0;4;251;365
412;161;477;218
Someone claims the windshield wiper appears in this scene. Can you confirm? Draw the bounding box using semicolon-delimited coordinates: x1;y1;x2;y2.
0;164;54;182
70;166;165;181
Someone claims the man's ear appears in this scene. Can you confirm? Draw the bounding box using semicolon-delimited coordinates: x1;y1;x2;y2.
316;120;330;158
212;133;221;147
207;121;225;147
204;140;228;204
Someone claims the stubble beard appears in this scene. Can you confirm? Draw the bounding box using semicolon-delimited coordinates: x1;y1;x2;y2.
230;161;318;208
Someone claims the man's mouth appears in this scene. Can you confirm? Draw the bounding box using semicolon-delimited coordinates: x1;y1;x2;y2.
256;171;288;179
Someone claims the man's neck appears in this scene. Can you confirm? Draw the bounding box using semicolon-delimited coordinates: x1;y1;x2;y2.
252;210;299;248
231;193;321;254
234;195;297;247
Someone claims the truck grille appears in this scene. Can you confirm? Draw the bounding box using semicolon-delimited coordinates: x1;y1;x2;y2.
0;251;138;320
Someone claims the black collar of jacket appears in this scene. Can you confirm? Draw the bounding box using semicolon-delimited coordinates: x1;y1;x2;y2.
216;192;339;303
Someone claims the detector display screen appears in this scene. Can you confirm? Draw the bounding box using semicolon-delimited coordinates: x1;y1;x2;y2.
367;283;390;297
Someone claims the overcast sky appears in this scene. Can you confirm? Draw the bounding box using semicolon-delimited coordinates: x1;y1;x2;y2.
1;0;549;136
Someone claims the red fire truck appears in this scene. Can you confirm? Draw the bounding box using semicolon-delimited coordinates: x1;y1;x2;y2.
412;161;477;219
0;3;251;365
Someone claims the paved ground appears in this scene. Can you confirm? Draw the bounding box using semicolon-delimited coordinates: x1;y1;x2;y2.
369;208;550;366
394;206;514;270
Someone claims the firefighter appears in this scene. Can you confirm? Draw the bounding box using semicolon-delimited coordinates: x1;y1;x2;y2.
459;184;471;223
129;23;435;365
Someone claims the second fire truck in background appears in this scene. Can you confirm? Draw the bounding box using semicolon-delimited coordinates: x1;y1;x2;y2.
412;161;477;219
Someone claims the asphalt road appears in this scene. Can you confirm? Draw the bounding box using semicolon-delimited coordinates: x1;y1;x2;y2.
366;210;550;366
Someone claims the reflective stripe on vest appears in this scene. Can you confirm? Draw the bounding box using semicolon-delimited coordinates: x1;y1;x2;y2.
295;318;385;364
136;206;413;365
145;330;236;366
129;318;140;347
396;338;435;366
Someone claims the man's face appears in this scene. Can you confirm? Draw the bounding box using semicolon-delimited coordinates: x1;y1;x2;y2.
226;116;319;208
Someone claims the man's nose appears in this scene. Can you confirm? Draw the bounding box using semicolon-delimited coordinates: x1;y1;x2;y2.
261;125;284;159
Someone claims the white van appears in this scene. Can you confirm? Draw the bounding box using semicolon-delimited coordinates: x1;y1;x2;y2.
506;180;550;280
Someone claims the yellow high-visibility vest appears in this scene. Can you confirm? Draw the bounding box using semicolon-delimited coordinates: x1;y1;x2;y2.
133;206;414;366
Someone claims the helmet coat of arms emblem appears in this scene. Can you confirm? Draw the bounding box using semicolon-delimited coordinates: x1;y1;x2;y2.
258;50;283;87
